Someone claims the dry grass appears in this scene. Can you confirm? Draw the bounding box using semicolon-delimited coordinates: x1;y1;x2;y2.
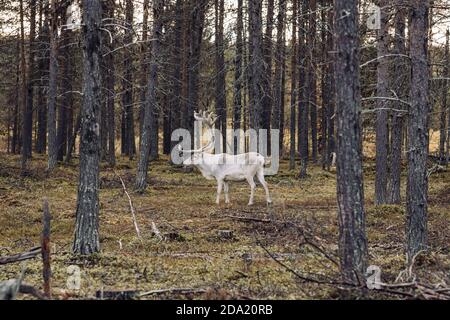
0;152;448;300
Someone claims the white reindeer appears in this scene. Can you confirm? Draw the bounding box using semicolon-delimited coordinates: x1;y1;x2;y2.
179;110;272;206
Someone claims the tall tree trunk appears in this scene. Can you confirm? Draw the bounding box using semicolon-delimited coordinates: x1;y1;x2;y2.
261;0;275;154
169;0;183;161
47;0;58;171
121;0;136;159
215;0;227;151
273;0;286;157
12;41;20;155
36;9;49;154
139;0;150;141
308;0;318;163
104;0;116;167
135;0;164;192
322;0;334;170
289;0;297;170
388;4;408;204
73;0;103;255
334;0;368;284
187;0;208;146
375;0;389;205
298;0;308;178
406;0;430;262
233;0;244;155
20;0;34;174
439;30;449;165
248;0;264;147
57;23;73;161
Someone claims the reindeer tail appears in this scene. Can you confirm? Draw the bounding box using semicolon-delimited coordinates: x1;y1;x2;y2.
264;157;272;166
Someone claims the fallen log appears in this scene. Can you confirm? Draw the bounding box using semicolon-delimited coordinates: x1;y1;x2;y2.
0;247;41;265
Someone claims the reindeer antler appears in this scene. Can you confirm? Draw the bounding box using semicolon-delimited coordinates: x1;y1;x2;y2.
178;137;215;154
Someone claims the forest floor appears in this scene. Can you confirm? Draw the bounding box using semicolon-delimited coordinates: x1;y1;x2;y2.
0;152;449;300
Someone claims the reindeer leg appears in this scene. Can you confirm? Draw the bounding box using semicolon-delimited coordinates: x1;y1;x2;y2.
216;179;223;205
246;176;256;206
224;182;230;204
257;169;272;204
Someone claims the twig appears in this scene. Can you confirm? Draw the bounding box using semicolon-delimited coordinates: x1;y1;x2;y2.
138;288;207;297
225;215;272;223
114;171;142;241
151;221;164;241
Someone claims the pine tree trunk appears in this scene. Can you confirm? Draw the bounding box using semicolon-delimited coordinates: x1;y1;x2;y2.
298;0;308;178
334;0;368;284
47;0;58;171
323;0;335;171
273;0;286;157
57;23;73;161
233;0;244;155
104;0;116;167
215;0;227;151
375;0;389;205
261;0;275;154
122;0;136;159
439;30;449;165
135;0;164;192
169;0;183;161
36;12;49;154
248;0;264;143
388;4;408;204
406;0;430;262
73;0;103;255
187;0;208;146
308;0;318;163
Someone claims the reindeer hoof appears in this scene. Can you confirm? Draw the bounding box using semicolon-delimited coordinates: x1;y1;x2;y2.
248;202;254;206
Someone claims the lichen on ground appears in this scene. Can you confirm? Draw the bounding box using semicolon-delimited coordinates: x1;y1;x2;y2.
0;152;448;299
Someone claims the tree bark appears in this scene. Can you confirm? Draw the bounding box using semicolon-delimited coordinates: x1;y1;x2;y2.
121;0;136;159
104;0;116;167
406;0;430;262
135;0;164;192
248;0;264;146
273;0;287;157
215;0;227;151
169;0;183;161
375;0;389;205
73;0;103;255
308;0;318;163
334;0;368;284
233;0;244;155
47;0;58;171
298;0;308;178
261;0;275;153
388;4;408;204
439;30;449;164
57;20;73;161
186;0;208;146
36;5;49;154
